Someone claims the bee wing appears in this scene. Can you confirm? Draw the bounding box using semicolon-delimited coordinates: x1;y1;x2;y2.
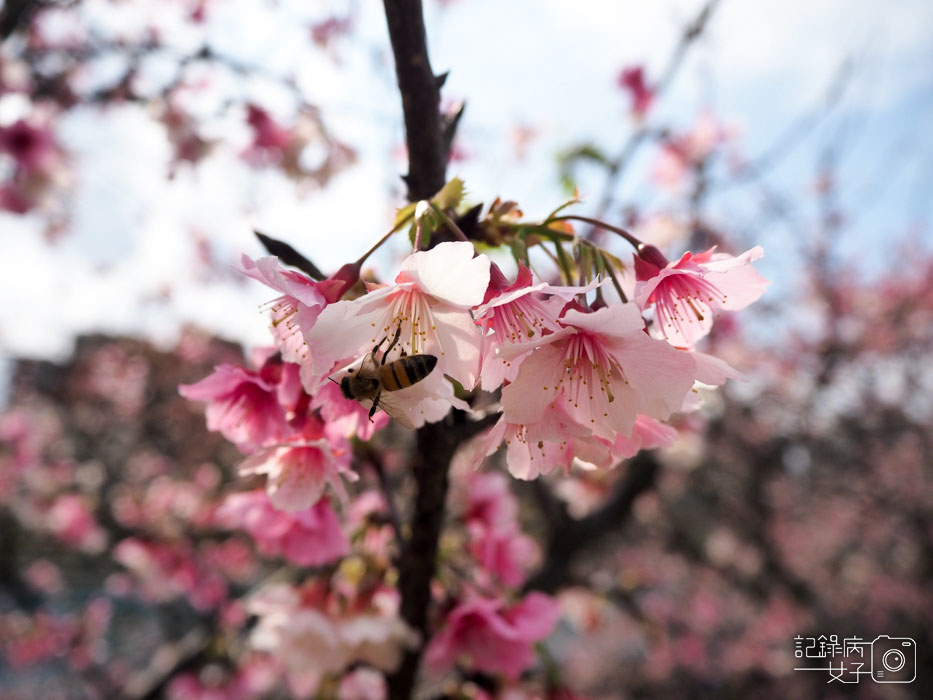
357;353;380;374
372;392;416;430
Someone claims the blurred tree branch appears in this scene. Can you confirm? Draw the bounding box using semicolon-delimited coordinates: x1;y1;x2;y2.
590;0;722;226
524;452;660;594
0;0;39;40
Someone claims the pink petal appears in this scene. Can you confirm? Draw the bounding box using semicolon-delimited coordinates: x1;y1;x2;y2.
501;343;564;425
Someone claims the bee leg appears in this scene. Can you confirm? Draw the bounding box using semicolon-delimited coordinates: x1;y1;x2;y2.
382;324;403;365
368;391;382;422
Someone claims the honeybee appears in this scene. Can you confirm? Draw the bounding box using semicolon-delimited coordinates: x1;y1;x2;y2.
337;326;438;429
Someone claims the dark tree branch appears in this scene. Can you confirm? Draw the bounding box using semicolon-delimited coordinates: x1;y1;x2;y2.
380;5;461;698
388;418;458;700
0;0;39;40
383;0;447;201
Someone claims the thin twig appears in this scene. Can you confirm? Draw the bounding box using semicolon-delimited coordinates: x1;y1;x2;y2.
590;0;722;225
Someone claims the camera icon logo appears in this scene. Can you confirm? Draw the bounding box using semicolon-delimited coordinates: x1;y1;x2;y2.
871;636;916;683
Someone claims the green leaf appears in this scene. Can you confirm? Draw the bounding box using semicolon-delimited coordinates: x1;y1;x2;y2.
559;142;611;168
432;177;465;210
510;237;529;267
394;202;417;229
409;208;440;249
599;249;628;303
551;238;574;284
557;142;611;193
544;192;583;223
559;173;576;196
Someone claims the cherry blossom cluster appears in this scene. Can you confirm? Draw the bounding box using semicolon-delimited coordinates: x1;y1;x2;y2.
246;580;416;698
0;111;68;216
191;236;764;477
178;183;767;695
427;470;560;679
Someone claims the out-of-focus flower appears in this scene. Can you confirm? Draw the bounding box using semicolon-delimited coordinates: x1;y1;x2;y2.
179;363;290;452
467;522;535;587
47;493;107;553
617;65;654;117
462;472;535;586
634;246;768;348
0;118;59;173
338;668;386;700
113;539;228;611
246;105;291;152
167;662;268;700
652;111;736;188
239;434;354;511
310;15;353;50
248;583;415;693
217;490;348;566
426;592;560;679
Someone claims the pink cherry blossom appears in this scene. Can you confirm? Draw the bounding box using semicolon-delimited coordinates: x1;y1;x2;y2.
217;490;349;566
426;592;560;679
467;521;535;587
474;262;602;391
462;472;535;585
617;65;654;117
0;118;58;173
239;435;354;511
608;414;679;460
47;493;106;552
0;182;33;213
113;539;228;611
337;668;386;700
339;606;416;671
179;362;289;452
167;665;264;700
249;585;347;677
303;242;489;426
634;246;768;348
239;255;326;365
463;471;518;529
245;104;291;151
652;111;736;188
248;583;415;687
475;406;616;480
502;303;695;442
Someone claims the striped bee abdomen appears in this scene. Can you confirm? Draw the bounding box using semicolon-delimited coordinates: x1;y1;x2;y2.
380;354;437;391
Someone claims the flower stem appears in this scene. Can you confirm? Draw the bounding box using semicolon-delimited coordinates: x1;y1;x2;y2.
548;214;644;250
355;212;415;266
428;202;471;243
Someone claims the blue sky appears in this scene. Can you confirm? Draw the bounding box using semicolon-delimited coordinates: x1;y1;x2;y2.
0;0;931;369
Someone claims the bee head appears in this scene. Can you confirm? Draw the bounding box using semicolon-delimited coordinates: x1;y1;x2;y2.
339;375;353;400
